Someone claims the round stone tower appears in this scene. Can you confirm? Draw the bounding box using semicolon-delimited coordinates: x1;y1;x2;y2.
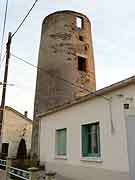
31;10;96;158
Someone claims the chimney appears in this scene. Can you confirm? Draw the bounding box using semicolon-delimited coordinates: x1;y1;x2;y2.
24;111;28;118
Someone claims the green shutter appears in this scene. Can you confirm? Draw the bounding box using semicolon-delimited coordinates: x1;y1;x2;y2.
57;129;66;155
60;129;66;155
82;125;88;157
82;123;100;157
97;124;100;157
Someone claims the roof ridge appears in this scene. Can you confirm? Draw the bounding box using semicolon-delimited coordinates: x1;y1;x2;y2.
5;106;32;122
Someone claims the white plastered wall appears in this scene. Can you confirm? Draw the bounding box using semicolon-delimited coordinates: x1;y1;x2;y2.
40;84;135;179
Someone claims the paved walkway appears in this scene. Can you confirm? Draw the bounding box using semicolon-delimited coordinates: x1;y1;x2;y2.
0;170;5;180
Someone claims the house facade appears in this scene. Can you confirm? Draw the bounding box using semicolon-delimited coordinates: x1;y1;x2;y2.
38;76;135;180
0;106;32;158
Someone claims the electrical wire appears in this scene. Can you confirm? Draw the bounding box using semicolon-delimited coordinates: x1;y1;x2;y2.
0;0;9;63
11;0;39;39
11;53;110;101
0;52;6;69
11;53;114;133
0;0;39;68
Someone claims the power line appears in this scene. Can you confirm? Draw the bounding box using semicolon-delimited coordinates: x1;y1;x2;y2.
11;0;39;39
0;0;39;67
0;53;6;69
11;54;95;93
0;0;9;63
11;53;110;101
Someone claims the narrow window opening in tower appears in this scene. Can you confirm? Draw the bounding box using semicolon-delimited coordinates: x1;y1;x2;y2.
78;56;87;72
79;35;83;41
76;17;83;29
85;46;88;51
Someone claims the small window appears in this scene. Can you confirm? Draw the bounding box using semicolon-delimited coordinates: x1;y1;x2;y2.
124;103;129;109
82;122;100;157
1;143;9;158
79;36;83;41
85;46;88;51
76;17;83;29
78;56;87;72
56;128;67;156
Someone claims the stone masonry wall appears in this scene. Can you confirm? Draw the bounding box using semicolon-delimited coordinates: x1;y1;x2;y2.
31;10;96;159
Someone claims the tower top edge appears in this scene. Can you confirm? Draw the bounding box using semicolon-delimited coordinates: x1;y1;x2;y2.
42;10;91;24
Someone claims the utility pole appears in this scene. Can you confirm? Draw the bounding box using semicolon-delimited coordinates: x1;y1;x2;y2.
0;32;12;143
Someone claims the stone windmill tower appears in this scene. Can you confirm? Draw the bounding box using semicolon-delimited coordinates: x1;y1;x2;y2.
31;10;96;158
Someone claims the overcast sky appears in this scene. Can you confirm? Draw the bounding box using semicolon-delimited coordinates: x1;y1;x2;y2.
0;0;135;119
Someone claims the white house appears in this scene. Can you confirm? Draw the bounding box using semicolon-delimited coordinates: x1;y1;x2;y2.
38;76;135;180
0;106;32;158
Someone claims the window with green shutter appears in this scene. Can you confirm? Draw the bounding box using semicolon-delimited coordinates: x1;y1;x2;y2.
82;122;100;157
56;128;67;156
